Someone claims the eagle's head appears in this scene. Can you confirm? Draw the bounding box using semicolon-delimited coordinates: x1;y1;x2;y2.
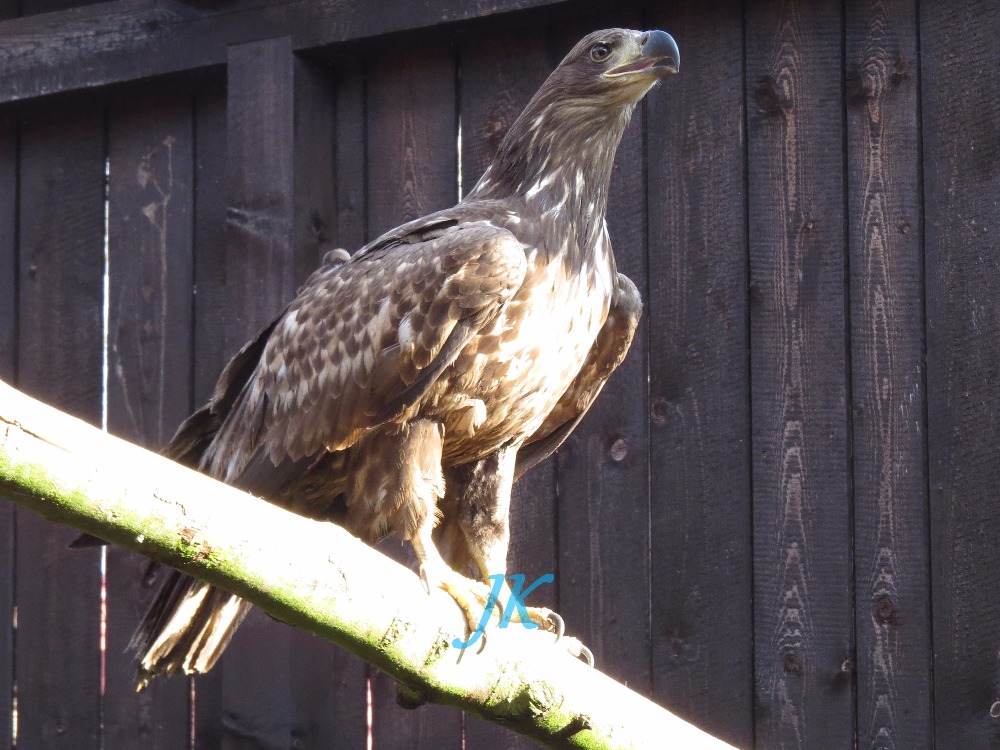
467;28;679;211
549;28;680;109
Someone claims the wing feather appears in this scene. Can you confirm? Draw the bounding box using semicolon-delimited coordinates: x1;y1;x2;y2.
201;221;526;484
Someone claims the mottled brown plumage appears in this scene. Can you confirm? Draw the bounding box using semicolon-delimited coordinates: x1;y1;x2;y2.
132;28;678;687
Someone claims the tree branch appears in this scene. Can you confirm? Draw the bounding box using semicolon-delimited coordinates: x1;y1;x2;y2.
0;380;735;750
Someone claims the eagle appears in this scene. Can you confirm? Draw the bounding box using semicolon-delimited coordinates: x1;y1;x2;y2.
129;27;680;688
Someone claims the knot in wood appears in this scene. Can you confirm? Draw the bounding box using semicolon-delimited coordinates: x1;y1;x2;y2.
609;437;629;462
874;594;895;623
753;77;785;114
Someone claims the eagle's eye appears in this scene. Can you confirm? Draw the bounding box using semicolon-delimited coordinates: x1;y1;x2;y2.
589;43;612;62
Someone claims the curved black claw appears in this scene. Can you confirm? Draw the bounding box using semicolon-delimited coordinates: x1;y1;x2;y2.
578;645;595;667
546;611;565;641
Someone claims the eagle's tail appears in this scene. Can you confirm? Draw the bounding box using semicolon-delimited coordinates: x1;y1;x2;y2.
131;569;251;690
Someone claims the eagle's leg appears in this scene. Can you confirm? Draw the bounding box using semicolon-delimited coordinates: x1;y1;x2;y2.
445;446;561;634
347;420;495;632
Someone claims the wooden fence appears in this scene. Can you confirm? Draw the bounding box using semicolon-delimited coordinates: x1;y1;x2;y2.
1;0;999;747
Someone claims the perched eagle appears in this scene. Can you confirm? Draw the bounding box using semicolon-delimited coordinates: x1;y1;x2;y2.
130;27;680;687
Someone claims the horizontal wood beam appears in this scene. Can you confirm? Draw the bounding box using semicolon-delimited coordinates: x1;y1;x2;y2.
0;0;573;106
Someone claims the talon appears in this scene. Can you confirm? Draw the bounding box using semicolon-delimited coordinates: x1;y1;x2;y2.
547;611;565;641
579;644;594;667
418;565;432;595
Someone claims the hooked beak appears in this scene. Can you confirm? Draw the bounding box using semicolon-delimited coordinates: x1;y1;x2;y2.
604;30;680;79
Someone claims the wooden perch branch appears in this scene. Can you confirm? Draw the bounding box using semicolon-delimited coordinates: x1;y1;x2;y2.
0;379;735;750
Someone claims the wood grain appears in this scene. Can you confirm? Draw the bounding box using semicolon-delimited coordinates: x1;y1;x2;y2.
103;92;195;750
365;42;465;749
333;60;367;254
922;2;1000;747
746;0;855;745
15;102;104;750
846;1;932;748
646;1;754;746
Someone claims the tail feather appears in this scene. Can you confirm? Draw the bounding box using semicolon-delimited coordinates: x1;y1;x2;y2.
132;570;251;690
130;312;286;688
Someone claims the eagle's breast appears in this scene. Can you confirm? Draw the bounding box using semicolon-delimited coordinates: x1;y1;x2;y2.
425;216;616;464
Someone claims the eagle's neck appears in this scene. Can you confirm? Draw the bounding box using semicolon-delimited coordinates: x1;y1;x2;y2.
466;96;635;256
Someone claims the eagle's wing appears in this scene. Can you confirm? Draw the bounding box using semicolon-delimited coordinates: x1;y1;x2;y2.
201;219;527;486
514;272;641;478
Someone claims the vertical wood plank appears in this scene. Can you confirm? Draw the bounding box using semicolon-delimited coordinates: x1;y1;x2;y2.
103;93;195;750
289;56;370;750
0;117;15;750
365;43;464;750
333;60;367;254
0;120;15;389
293;57;337;265
191;88;229;407
0;2;17;21
646;2;754;746
219;36;297;750
458;28;556;749
15;103;104;750
190;84;227;750
845;1;931;748
745;0;855;746
547;11;650;695
922;2;1000;747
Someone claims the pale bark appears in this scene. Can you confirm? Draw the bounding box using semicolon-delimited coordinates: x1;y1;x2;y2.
0;380;735;750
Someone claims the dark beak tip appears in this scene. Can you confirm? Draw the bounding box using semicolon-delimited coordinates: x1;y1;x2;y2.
642;29;680;73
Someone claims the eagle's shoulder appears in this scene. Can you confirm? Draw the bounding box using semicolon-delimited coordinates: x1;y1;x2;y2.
201;214;528;485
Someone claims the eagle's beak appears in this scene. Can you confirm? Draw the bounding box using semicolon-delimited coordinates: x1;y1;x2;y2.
604;30;680;79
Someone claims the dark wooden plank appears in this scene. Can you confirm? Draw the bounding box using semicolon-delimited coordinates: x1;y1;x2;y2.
103;93;195;750
219;36;298;750
365;44;464;749
191;86;228;406
15;103;104;750
0;0;574;106
745;0;855;746
0;120;15;383
365;45;458;235
543;11;650;696
457;27;556;750
293;57;336;265
19;0;100;16
645;2;753;746
845;1;932;748
0;0;16;22
0;115;13;750
189;83;227;750
922;2;1000;747
458;28;549;193
333;60;367;254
